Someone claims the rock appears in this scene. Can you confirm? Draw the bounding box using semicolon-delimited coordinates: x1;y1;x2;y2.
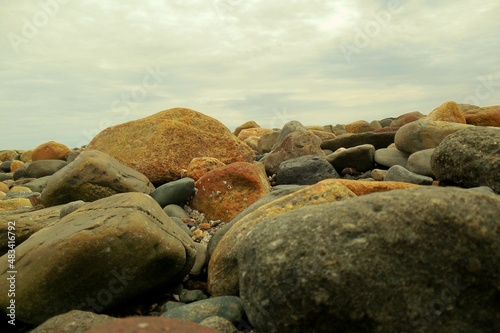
326;144;375;173
379;117;395;127
334;178;419;195
10;160;24;172
431;126;500;193
0;150;19;161
190;162;271;222
257;131;280;154
0;160;12;172
0;192;196;325
0;191;5;200
309;130;336;142
163;204;190;219
207;179;356;296
85;317;221;333
271;120;307;150
0;205;64;255
32;141;71;161
23;176;50;193
395;119;470;154
25;159;68;178
199;316;238;333
370;120;382;131
0;197;31;211
59;200;87;218
384;165;434;185
13;161;30;180
345;120;373;133
86;108;255;185
233;120;260;137
151;177;195;208
320;131;396;151
162;296;244;325
237;128;273;141
0;173;13;181
30;310;115;333
463;105;500;127
190;242;208;276
458;103;480;112
275;155;338;185
0;182;9;193
187;157;226;181
238;187;500;333
20;150;33;162
370;168;387;181
374;147;410;168
40;150;154;207
389;111;426;128
179;289;208;303
427;101;466;123
407;148;435;177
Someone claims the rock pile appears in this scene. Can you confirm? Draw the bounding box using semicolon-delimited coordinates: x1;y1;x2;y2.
0;102;499;332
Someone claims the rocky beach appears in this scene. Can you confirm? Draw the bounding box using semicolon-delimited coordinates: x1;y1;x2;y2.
0;102;499;333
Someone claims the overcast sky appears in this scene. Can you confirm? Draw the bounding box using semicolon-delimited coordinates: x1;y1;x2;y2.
1;0;499;150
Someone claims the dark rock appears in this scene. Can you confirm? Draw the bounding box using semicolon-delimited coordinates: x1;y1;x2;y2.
384;165;434;185
0;161;12;172
179;289;208;303
275;155;338;185
326;144;375;172
25;160;67;178
0;173;13;181
13;162;30;180
151;177;195;208
320;131;396;151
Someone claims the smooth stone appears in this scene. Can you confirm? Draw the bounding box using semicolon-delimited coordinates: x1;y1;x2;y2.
370;168;387;181
151;177;195;208
271;120;307;150
257;131;280;154
59;200;87;218
326;144;375;173
163;204;190;219
0;161;12;172
275;155;338;185
25;160;68;178
3;190;39;200
171;217;192;236
13;162;30;180
23;176;50;193
345;119;373;133
389;111;426;128
427;100;466;123
190;242;208;276
384;165;434;185
0;197;32;211
179;289;208;303
199;316;238;333
374;148;410;168
407;148;435;177
32;141;71;161
233;120;260;137
0;150;19;161
463;105;500;127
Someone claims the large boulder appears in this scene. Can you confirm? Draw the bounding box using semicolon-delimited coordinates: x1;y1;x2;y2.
427;101;466;123
40;150;154;207
463;105;500;127
32;141;71;161
431;126;500;193
86;108;255;185
0;193;196;325
238;187;500;333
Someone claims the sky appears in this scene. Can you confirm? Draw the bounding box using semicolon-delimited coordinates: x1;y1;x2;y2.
1;0;499;150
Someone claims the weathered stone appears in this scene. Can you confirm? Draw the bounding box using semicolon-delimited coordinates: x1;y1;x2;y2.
395;119;471;154
276;155;338;185
345;120;373;133
271;120;307;150
30;310;115;333
374;147;410;168
0;193;196;324
32;141;71;161
191;242;208;276
207;179;356;296
427;101;466;123
0;198;31;211
23;176;50;193
199;316;238;333
86;317;220;333
389;111;426;128
41;150;154;207
407;148;435;177
179;289;208;303
10;160;24;172
243;136;260;154
334;178;419;195
431;126;500;193
237;128;273;141
233;120;260;137
151;177;195;208
320;131;396;151
370;168;387;181
25;159;67;178
463;105;500;127
13;161;30;180
190;162;270;222
257;131;280;154
187;157;226;181
20;150;33;162
384;165;434;185
0;150;19;161
326;144;375;173
59;200;86;218
0;182;9;194
0;160;12;172
86;108;255;184
239;187;500;333
309;130;336;142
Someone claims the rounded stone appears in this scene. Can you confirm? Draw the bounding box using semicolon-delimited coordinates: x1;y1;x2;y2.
32;141;71;161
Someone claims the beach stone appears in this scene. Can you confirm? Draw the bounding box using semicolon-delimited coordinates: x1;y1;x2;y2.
0;192;5;200
370;168;387;181
0;173;13;181
10;160;24;172
345;120;373;133
0;182;8;194
151;177;195;208
407;148;435;177
162;296;244;325
179;289;208;303
384;165;434;185
20;150;33;162
427;101;466;123
257;131;280;154
309;129;336;141
13;162;30;180
187;157;226;181
271;120;307;150
0;192;196;325
23;176;50;193
190;162;270;222
163;204;190;219
458;103;479;112
233;120;260;137
334;178;419;195
0;197;31;211
463;105;500;127
237;128;273;141
379;117;395;127
0;161;12;172
431;126;500;193
41;150;154;207
171;217;192;237
0;150;19;161
208;179;356;296
59;200;87;218
86;108;255;185
389;111;426;128
199;316;238;333
190;242;208;276
86;317;220;333
30;310;115;333
395;119;470;154
0;205;64;255
320;131;396;151
25;159;67;178
275;155;338;185
374;147;410;168
239;187;500;333
370;120;382;131
326;144;375;173
32;141;71;161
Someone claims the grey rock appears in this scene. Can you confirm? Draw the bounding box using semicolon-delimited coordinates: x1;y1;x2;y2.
431;126;500;193
163;204;190;219
162;296;244;325
59;200;87;218
320;131;396;151
3;191;40;200
179;289;208;303
199;316;238;333
13;162;30;180
271;120;307;150
374;148;409;168
407;148;436;177
326;144;375;173
159;301;186;313
24;176;50;193
379;117;395;127
26;160;67;178
0;161;11;172
370;168;388;181
275;155;338;185
0;173;13;181
384;165;434;185
30;310;115;333
239;187;500;333
151;177;195;208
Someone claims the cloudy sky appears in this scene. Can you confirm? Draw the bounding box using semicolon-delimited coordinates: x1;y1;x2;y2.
1;0;499;150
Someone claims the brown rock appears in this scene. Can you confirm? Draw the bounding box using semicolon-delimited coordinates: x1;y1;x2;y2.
31;310;115;333
345;120;373;133
85;317;221;333
86;108;255;184
463;105;500;127
187;157;226;182
207;179;356;296
190;162;271;222
243;136;260;154
0;150;18;161
309;130;336;141
335;179;419;195
20;150;33;162
32;141;71;161
257;131;280;154
0;182;9;193
237;128;273;141
233;120;260;137
427;101;466;123
0;198;32;211
389;111;426;128
10;160;24;172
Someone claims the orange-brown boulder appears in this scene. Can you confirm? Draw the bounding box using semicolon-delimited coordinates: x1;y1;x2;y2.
237;127;273;141
186;157;226;181
9;160;24;172
233;120;260;137
32;141;71;161
335;179;419;195
86;108;255;184
345;120;373;133
190;162;271;222
427;101;466;123
463;105;500;127
389;111;426;128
